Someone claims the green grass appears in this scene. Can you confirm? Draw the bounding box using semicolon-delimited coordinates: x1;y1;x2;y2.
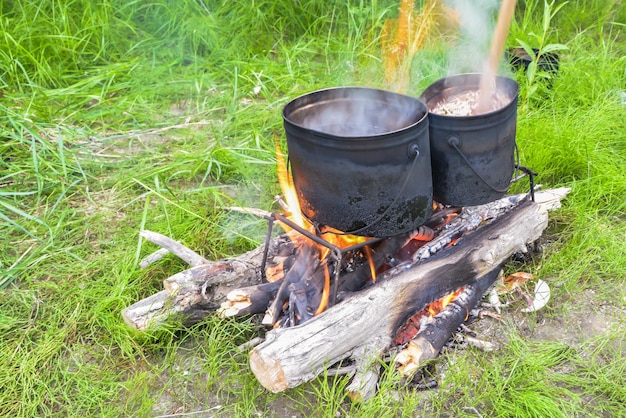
1;0;625;416
429;327;626;417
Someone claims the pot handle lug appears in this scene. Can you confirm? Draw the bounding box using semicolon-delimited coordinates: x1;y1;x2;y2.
447;135;461;148
407;142;420;159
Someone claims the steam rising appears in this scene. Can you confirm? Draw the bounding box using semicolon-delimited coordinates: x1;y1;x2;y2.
446;0;499;75
286;88;426;138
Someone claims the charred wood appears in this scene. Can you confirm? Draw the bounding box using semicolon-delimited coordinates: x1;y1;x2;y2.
395;266;502;376
249;200;548;393
122;189;569;332
219;281;282;318
262;246;320;326
221;232;410;322
338;233;411;294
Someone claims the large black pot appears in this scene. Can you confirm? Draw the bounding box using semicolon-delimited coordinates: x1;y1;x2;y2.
420;74;519;206
283;87;432;237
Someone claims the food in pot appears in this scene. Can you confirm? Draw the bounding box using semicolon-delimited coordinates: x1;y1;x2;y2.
430;90;511;116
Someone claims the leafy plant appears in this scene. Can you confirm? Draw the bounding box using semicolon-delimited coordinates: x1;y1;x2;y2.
515;0;569;108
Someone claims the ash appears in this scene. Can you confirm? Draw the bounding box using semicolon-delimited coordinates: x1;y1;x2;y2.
430;90;510;116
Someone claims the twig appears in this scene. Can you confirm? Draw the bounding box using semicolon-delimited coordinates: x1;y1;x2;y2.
140;230;209;267
238;337;265;352
218;206;273;219
463;406;485;418
460;335;496;351
139;248;170;269
153;404;222;418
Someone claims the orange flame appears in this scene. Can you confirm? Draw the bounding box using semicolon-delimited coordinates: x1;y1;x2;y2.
275;139;309;231
275;140;379;316
275;138;373;250
428;288;463;317
364;246;377;283
314;264;331;315
395;288;464;345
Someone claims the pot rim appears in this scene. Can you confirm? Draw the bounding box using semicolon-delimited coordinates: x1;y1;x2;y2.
282;86;429;140
419;73;519;120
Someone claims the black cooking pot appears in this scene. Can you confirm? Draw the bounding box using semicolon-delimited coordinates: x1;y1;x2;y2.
283;87;432;237
420;74;519;206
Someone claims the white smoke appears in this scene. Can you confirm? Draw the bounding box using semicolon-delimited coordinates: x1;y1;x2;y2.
446;0;499;75
291;88;426;137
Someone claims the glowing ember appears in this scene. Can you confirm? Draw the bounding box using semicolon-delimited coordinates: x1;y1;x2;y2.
428;288;463;317
395;288;464;345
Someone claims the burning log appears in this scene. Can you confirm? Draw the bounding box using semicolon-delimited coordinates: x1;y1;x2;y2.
249;199;548;393
219;232;413;320
218;281;282;318
122;190;569;399
395;266;502;376
262;246;321;326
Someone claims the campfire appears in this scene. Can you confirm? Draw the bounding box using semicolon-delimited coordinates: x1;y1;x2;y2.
121;77;569;401
250;144;459;329
121;146;569;400
122;73;568;403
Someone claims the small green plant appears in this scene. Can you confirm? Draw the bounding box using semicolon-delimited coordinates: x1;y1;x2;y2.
515;0;569;108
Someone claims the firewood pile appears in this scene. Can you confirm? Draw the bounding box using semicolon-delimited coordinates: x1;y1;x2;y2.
122;188;570;400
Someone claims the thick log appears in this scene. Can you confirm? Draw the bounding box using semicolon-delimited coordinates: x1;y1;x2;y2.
121;235;295;330
249;199;549;393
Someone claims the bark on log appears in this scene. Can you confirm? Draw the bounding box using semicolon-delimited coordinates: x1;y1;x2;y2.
121;235;295;330
249;199;549;393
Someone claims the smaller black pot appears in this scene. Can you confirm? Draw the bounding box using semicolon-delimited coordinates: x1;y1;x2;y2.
507;47;559;75
420;74;519;207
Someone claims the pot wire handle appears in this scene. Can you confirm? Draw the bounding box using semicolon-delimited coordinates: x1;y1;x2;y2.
321;143;421;236
447;136;512;194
